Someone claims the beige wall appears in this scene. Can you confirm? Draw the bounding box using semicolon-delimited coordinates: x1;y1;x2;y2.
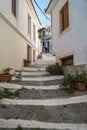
0;0;40;67
0;0;41;72
0;16;27;72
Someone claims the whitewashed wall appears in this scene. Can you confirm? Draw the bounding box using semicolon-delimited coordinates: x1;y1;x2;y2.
52;0;87;65
0;16;27;71
0;0;40;71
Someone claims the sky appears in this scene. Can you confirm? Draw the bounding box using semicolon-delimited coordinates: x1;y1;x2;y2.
32;0;51;28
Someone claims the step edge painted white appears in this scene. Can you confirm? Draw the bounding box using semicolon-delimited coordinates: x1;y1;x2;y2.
1;95;87;106
0;118;86;130
0;83;60;90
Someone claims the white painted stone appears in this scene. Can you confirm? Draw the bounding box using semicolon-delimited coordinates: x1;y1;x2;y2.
0;83;22;89
0;83;60;90
23;67;45;71
22;71;49;76
1;95;87;106
0;118;87;130
12;75;64;81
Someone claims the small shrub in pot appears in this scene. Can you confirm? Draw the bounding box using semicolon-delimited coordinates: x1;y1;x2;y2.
46;63;64;75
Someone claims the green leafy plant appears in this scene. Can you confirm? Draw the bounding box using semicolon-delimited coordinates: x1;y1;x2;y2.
38;32;43;38
61;74;75;93
15;125;23;130
0;88;20;99
61;72;87;93
74;72;87;83
0;67;12;75
15;70;22;81
46;63;64;75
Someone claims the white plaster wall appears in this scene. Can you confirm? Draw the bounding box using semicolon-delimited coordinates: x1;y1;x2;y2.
0;0;39;58
52;0;87;65
17;0;39;55
38;39;42;54
0;0;40;70
0;17;27;72
0;0;18;27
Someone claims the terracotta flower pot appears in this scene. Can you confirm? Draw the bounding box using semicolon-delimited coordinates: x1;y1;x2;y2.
75;83;86;91
0;75;12;82
37;54;42;59
24;60;31;67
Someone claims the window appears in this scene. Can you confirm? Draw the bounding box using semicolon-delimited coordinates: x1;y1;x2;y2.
60;55;73;66
43;30;45;36
12;0;16;17
28;14;31;36
59;1;69;33
33;23;36;41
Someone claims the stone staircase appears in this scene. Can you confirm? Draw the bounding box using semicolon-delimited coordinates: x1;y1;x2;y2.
0;54;87;130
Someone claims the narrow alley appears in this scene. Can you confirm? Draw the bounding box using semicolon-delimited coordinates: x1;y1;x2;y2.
0;54;87;130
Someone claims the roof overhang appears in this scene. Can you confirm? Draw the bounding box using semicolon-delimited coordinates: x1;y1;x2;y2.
26;0;41;25
46;0;59;14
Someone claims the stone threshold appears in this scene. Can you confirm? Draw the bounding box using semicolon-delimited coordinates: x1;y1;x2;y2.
12;75;64;81
0;119;86;130
23;67;45;72
1;95;87;106
0;83;60;90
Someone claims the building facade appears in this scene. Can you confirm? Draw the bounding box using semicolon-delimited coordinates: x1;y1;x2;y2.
0;0;40;71
46;0;87;66
38;26;52;53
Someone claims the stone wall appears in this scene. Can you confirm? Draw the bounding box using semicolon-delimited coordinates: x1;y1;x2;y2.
63;64;87;75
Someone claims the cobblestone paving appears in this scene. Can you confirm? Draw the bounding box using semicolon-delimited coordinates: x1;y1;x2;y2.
10;80;62;86
0;103;87;123
0;128;69;130
12;88;87;99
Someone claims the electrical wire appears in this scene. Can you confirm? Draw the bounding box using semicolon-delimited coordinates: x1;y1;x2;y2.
33;0;51;21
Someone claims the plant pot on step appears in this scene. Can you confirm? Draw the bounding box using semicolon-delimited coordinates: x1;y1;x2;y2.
0;74;12;82
75;82;86;91
37;54;42;59
24;59;31;67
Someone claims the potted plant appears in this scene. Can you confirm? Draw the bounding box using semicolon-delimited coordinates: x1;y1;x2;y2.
46;63;64;75
61;72;87;92
37;52;42;59
61;74;75;93
0;67;13;82
24;59;31;67
74;72;87;91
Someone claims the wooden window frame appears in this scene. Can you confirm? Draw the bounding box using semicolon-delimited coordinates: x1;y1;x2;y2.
59;1;69;33
12;0;16;17
60;55;73;66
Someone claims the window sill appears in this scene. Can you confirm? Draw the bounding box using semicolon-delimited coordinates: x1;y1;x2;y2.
59;26;71;38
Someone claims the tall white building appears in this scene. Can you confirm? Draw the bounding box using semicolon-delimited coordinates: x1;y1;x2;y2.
38;26;52;53
46;0;87;66
0;0;40;71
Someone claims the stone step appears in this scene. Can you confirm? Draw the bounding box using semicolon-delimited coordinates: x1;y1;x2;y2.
1;95;87;106
22;75;51;78
0;128;70;130
0;103;87;123
22;71;49;76
23;67;45;72
0;83;87;100
12;76;64;81
0;83;60;90
0;118;86;130
30;64;48;68
9;79;63;86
